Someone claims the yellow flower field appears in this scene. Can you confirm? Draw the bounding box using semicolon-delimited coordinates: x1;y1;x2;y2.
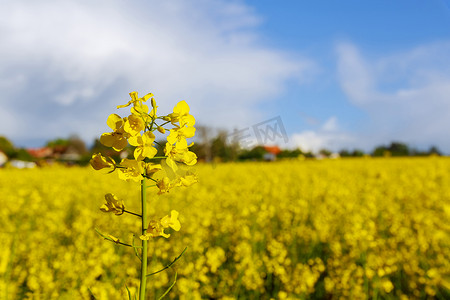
1;157;449;299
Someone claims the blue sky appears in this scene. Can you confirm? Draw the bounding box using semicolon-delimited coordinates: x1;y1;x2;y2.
1;0;450;153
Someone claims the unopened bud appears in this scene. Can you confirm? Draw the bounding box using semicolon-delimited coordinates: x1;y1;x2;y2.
157;126;166;134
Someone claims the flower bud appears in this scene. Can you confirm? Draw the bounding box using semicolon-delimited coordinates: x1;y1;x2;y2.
157;126;166;134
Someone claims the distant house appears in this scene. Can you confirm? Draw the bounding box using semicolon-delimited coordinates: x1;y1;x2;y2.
27;145;82;162
10;160;36;169
27;147;52;159
59;145;82;161
263;145;281;161
0;150;7;167
329;152;340;159
315;152;341;160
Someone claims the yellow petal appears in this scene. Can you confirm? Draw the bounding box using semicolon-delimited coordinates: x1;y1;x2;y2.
134;147;144;161
142;93;153;101
182;126;196;138
139;234;150;241
166;157;178;172
128;135;142;147
112;137;128;151
174;100;190;115
131;104;149;115
129;91;139;101
170;210;181;231
142;146;157;159
167;131;178;145
143;131;156;144
100;133;115;147
181;115;196;127
106;114;123;130
176;139;188;150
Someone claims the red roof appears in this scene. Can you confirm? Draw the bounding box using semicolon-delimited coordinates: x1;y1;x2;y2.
263;145;281;155
27;147;52;158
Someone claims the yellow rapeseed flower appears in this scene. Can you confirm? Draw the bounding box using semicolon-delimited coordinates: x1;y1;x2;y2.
156;177;171;194
124;114;145;136
140;210;181;240
145;163;162;178
100;193;124;215
161;210;181;231
128;131;157;161
166;100;196;127
165;139;197;170
117;91;152;109
100;114;128;151
90;153;115;170
117;158;144;182
177;173;198;187
167;126;196;145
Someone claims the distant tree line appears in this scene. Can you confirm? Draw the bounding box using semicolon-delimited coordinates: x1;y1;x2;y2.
189;127;443;161
0;136;34;162
369;142;441;157
0;132;444;167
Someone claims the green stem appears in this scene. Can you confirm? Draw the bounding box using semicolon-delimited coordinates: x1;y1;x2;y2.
94;228;136;247
123;209;142;218
143;175;158;183
146;247;187;277
159;120;171;126
139;177;148;300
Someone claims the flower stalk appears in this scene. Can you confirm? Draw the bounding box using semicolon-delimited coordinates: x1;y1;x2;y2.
90;91;198;299
139;177;148;300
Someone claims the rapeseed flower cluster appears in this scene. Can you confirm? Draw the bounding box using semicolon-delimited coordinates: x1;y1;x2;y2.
89;91;198;299
1;157;449;299
93;91;197;188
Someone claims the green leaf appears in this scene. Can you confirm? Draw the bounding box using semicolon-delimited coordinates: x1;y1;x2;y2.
158;272;177;300
125;286;132;300
87;287;97;300
147;247;187;277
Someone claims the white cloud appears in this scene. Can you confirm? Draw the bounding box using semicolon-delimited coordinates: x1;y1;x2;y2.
322;116;339;132
289;117;354;153
0;0;314;146
336;43;374;104
336;41;450;152
290;130;354;153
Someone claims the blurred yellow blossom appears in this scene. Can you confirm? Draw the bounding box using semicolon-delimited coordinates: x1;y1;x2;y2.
2;157;450;299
